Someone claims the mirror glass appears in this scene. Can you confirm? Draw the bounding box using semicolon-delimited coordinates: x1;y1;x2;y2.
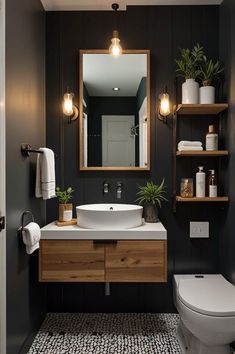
79;50;150;170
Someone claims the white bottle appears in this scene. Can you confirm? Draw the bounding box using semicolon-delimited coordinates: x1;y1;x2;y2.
209;169;218;198
196;166;205;197
206;125;218;151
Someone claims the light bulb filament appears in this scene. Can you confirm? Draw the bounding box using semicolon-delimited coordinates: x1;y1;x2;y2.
109;30;122;57
159;93;170;117
63;93;74;116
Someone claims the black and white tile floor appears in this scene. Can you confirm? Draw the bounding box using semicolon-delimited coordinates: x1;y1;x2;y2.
28;313;182;354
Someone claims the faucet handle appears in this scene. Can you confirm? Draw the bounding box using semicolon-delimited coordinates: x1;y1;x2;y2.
103;181;109;194
116;182;122;199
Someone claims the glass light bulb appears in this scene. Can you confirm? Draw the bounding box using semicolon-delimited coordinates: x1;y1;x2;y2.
159;93;170;117
63;93;74;116
109;31;122;57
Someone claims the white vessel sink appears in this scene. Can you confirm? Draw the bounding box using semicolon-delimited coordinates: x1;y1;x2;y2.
76;203;143;230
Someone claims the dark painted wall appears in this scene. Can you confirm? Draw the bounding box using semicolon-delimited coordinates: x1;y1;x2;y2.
88;96;137;166
46;6;225;313
136;77;146;111
6;0;46;353
219;1;235;282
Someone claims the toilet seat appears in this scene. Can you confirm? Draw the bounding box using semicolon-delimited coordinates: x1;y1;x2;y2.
178;275;235;317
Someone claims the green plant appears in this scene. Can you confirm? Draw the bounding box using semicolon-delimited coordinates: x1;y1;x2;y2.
199;56;224;86
175;43;204;79
56;186;74;204
136;180;167;208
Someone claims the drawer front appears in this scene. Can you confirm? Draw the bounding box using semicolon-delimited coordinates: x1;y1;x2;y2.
39;240;105;282
105;240;167;282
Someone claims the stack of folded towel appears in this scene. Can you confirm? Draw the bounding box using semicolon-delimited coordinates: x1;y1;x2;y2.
178;141;203;151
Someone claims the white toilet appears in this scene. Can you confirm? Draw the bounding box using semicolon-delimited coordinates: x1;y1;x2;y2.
173;274;235;354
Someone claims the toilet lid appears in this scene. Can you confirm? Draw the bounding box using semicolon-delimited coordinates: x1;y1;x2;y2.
178;276;235;317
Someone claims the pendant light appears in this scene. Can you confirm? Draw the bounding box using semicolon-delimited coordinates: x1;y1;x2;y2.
109;3;122;58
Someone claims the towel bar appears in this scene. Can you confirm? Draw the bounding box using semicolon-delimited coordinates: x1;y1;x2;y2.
18;211;35;235
21;143;43;157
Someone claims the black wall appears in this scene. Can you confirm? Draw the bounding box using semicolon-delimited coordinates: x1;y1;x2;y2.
6;0;46;353
219;1;235;283
46;6;225;313
136;77;146;111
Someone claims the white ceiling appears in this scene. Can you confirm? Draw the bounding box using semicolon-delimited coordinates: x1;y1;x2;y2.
83;54;146;96
41;0;223;11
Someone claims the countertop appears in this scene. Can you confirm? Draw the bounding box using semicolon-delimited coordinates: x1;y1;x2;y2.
40;221;167;240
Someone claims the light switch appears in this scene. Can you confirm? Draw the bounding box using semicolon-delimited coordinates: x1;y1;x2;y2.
190;222;209;238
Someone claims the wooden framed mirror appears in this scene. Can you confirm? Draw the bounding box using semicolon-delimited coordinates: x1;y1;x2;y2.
79;49;150;171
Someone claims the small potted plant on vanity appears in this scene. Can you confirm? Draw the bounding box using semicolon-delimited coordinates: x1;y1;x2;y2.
175;43;204;104
199;56;224;104
56;186;74;222
136;180;167;223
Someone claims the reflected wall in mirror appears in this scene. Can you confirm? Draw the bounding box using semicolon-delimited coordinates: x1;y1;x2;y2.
79;50;150;171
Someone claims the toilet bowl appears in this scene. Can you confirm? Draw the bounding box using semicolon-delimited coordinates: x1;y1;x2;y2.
173;274;235;354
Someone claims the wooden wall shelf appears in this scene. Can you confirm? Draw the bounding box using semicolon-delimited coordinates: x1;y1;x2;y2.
172;79;229;212
174;104;228;115
176;196;229;203
176;150;229;157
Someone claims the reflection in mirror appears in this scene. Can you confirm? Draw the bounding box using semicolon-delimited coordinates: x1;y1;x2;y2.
80;50;150;170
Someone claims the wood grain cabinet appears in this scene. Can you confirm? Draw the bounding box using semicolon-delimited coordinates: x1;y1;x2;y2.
39;240;167;283
39;240;105;282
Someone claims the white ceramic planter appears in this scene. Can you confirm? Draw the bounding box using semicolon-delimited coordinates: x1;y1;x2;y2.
63;210;73;222
182;79;199;104
199;86;215;104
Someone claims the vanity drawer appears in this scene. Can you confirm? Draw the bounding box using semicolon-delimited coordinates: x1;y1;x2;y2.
105;240;167;282
39;240;105;282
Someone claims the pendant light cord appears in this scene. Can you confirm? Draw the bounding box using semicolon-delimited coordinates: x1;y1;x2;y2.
112;3;119;33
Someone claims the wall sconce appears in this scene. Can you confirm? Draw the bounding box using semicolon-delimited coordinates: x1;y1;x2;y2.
62;92;79;123
109;3;122;58
158;87;171;123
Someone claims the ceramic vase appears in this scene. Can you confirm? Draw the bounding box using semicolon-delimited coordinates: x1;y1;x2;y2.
59;203;73;222
143;203;159;223
199;86;215;104
182;79;199;104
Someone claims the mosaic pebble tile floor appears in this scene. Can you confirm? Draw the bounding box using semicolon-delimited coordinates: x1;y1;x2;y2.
28;313;182;354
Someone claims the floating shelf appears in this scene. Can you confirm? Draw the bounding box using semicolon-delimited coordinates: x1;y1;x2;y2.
176;196;229;203
174;104;228;115
176;150;229;157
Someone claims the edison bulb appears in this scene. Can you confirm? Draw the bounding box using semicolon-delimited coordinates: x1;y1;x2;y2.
63;93;74;116
109;30;122;57
159;92;170;117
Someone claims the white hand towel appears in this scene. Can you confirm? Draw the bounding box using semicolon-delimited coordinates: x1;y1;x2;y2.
178;146;203;151
35;148;56;200
22;222;41;255
178;141;202;147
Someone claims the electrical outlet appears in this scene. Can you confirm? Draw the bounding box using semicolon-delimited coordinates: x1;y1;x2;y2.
190;222;209;238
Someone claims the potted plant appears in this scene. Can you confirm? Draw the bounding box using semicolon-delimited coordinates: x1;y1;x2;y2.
199;56;224;104
136;180;167;223
56;186;74;222
175;43;204;104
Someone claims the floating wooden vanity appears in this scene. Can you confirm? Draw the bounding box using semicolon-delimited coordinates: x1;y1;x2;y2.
39;222;167;283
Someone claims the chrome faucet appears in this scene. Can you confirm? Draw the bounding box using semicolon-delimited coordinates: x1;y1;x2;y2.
103;181;109;195
116;182;123;199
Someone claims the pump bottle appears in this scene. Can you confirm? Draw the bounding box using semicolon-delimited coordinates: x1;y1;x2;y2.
196;166;205;197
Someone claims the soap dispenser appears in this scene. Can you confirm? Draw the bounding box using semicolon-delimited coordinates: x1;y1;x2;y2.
196;166;205;197
208;170;217;197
